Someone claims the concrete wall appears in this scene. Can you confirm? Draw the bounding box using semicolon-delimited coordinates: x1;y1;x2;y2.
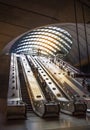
0;55;10;122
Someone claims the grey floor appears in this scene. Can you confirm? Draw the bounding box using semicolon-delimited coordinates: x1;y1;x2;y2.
1;111;90;130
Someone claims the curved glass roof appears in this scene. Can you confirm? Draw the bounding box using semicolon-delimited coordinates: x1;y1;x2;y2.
10;25;73;57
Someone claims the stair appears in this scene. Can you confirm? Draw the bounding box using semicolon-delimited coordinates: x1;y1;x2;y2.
18;60;33;113
21;83;33;112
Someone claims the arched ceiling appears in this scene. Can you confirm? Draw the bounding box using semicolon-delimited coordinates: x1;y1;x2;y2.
3;23;90;67
9;26;72;57
0;0;90;66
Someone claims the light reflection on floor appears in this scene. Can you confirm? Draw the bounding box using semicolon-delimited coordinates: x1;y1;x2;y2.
1;113;90;130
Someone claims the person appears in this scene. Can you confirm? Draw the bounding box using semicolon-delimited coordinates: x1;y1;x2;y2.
82;78;86;88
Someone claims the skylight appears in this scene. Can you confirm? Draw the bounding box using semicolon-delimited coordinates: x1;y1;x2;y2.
10;25;73;57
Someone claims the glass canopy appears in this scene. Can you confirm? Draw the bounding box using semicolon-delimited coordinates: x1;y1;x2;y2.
10;26;73;57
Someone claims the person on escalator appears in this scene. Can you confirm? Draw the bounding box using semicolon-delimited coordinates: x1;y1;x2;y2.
82;78;86;88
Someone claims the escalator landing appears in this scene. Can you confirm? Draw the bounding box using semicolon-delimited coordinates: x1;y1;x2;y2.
1;113;90;130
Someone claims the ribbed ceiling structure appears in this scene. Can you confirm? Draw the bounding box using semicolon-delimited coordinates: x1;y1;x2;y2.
3;23;90;66
9;26;73;57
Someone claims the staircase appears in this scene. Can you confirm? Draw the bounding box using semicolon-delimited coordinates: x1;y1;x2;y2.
18;60;33;113
20;78;33;112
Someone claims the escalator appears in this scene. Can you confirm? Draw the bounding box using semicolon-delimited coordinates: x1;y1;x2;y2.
18;59;33;113
36;57;87;116
20;55;60;118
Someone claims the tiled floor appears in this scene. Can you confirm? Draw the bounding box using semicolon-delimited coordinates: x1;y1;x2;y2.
1;111;90;130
